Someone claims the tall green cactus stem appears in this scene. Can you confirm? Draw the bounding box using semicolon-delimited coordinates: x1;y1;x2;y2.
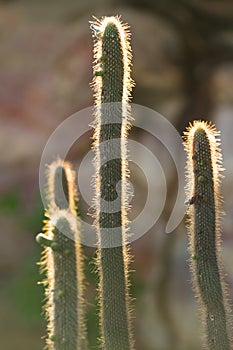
37;160;86;350
184;121;231;350
91;16;134;350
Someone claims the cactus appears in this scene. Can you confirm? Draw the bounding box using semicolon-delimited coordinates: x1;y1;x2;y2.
184;121;231;350
37;159;86;350
35;15;233;350
46;159;77;212
91;16;134;349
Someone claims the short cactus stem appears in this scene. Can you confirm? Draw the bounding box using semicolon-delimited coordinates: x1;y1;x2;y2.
91;16;134;350
184;121;231;350
37;160;86;350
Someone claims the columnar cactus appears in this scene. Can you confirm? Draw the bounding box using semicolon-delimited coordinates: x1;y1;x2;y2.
184;121;231;350
91;16;134;350
36;159;86;350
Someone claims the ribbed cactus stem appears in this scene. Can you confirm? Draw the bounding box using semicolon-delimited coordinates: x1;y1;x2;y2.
184;121;231;350
37;160;86;350
91;16;134;350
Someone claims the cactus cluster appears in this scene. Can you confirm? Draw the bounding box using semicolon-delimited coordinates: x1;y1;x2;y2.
36;15;232;350
37;16;134;350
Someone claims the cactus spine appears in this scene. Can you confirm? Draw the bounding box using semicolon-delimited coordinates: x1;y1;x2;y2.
91;16;134;349
184;121;231;350
37;159;86;350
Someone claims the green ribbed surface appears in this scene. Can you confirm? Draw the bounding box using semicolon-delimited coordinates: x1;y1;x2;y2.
191;128;230;350
101;22;124;103
51;218;78;349
48;217;85;350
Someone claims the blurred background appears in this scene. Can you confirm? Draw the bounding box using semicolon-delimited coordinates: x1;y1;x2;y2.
1;1;233;349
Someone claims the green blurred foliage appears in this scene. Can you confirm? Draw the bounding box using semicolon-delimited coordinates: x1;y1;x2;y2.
10;247;45;323
0;191;21;214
